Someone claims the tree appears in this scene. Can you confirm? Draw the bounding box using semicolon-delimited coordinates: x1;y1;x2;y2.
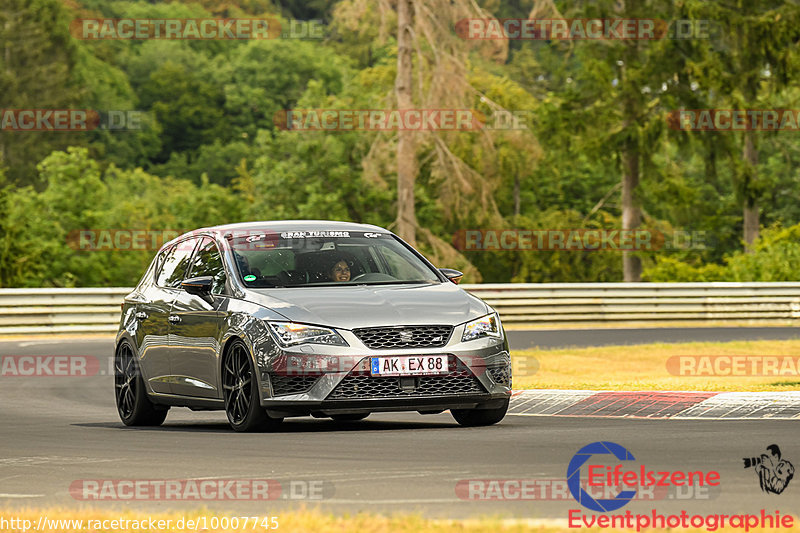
685;0;800;249
394;0;416;243
138;61;230;163
0;0;82;185
331;0;525;278
525;0;686;280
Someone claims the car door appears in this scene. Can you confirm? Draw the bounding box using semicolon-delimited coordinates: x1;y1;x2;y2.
167;237;228;398
138;237;201;394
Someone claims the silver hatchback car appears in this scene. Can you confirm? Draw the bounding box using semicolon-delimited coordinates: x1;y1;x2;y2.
115;221;511;431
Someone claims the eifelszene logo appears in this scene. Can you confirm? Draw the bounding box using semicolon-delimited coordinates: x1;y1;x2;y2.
567;441;721;512
743;445;794;495
566;441;795;530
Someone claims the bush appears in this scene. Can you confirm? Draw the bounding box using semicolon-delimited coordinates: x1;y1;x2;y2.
643;224;800;282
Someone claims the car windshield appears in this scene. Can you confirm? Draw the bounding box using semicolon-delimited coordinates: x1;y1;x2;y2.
228;230;441;288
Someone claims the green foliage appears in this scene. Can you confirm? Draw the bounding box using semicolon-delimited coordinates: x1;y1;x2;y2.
139;60;231;161
0;0;83;185
2;0;800;286
0;147;243;287
642;257;728;282
245;128;392;225
465;210;624;283
216;39;351;139
644;224;800;281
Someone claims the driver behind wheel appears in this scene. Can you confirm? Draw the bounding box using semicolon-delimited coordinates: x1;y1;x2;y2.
328;257;351;282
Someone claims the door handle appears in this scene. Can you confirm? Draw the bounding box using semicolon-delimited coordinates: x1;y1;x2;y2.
135;311;148;320
168;315;181;323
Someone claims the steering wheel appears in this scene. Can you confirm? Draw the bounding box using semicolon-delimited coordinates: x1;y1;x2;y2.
351;273;398;282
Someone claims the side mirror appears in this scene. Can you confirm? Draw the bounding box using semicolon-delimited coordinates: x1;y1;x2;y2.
182;276;214;300
439;268;463;285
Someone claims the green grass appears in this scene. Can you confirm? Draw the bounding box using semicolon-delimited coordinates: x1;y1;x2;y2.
511;339;800;391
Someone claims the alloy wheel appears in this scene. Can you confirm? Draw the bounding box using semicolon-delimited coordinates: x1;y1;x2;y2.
222;342;253;425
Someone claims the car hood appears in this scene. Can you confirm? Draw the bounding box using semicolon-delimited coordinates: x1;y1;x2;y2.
245;282;489;330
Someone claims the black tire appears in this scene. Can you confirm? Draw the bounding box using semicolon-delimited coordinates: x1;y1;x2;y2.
451;398;509;427
222;340;283;432
114;341;168;426
331;413;369;422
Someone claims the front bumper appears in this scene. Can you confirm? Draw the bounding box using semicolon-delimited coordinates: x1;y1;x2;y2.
261;393;510;418
253;329;511;415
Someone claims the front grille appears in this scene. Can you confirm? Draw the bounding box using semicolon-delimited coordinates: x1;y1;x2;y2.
270;374;319;396
353;325;453;349
327;356;486;400
486;366;512;387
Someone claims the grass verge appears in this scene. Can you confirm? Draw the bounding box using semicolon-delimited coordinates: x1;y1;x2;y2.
511;339;800;392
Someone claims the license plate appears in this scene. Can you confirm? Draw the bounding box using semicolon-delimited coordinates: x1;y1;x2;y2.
370;355;448;376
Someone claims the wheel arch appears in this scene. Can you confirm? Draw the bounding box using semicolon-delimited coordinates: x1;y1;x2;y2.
114;332;160;399
218;314;277;396
218;332;262;394
220;334;245;367
114;330;136;354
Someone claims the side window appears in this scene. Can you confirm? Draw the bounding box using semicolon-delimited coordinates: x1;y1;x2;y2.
156;238;200;288
137;249;166;289
187;238;227;295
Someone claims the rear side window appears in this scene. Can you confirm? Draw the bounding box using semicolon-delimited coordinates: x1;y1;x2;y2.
156;238;200;288
135;249;167;289
187;237;227;295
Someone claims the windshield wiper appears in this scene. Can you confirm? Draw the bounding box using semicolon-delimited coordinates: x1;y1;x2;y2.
288;280;435;288
357;280;432;285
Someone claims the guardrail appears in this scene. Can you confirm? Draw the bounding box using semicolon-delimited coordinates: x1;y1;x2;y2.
0;287;130;335
464;282;800;324
1;283;799;335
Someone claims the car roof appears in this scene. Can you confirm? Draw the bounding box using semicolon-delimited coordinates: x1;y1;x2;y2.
204;220;388;234
161;220;392;251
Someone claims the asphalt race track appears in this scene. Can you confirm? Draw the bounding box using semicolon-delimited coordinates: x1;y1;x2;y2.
0;333;797;520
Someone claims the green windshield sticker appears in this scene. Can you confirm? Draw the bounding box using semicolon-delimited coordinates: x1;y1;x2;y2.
243;275;256;282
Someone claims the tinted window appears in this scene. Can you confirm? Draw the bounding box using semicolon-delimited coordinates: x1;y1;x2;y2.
156;238;200;288
187;237;227;295
229;231;440;288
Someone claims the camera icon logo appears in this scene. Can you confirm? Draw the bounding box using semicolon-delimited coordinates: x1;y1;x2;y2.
743;445;794;495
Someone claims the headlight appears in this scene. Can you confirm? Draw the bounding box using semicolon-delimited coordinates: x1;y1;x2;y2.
268;322;348;347
461;313;502;342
